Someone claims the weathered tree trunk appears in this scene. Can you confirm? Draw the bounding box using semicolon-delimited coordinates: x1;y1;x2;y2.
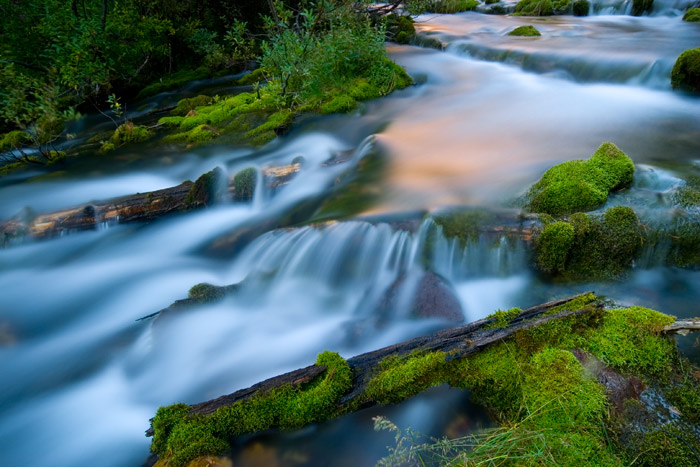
0;163;301;245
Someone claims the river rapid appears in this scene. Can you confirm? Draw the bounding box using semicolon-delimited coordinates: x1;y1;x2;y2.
0;7;699;467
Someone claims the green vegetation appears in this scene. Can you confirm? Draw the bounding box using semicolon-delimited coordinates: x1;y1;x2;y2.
372;297;697;466
418;0;481;13
184;168;223;208
150;351;352;466
526;142;635;215
232;167;257;202
671;48;700;94
535;206;643;280
573;0;590;15
99;122;153;153
514;0;554;16
552;0;573;12
632;0;653;16
386;15;416;45
171;96;215;117
683;7;700;22
431;209;494;247
485;307;523;328
508;25;542;37
674;174;700;208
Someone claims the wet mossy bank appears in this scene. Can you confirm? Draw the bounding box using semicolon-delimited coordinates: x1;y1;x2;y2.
146;294;700;467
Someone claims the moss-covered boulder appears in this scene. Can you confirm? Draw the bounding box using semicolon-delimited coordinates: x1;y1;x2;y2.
508;25;541;36
683;7;700;22
573;0;590;15
514;0;554;16
99;122;153;153
631;0;653;16
535;206;643;279
232;167;257;202
671;48;700;94
0;130;31;151
526;142;635;216
386;14;415;45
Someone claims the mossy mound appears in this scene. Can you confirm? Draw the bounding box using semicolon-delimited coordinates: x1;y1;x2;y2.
674;174;700;208
150;351;352;467
683;7;700;22
526;142;635;215
171;96;214;116
508;25;541;36
535;206;643;279
234;68;267;86
426;0;481;13
232;167;257;202
513;0;554;16
386;14;416;45
0;130;31;151
99;122;153;153
631;0;653;16
137;67;212;99
671;48;700;94
573;0;590;15
184;168;224;208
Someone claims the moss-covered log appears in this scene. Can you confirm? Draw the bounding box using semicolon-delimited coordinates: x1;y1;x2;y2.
0;162;305;245
145;293;700;467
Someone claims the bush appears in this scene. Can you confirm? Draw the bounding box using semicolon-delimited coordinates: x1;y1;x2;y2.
671;48;700;94
514;0;554;15
426;0;481;13
573;0;590;15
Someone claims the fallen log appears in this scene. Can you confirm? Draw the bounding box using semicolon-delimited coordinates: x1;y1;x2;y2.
144;292;700;467
0;162;301;244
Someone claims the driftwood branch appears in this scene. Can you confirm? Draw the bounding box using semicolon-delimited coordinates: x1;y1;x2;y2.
664;319;700;336
146;292;599;437
0;162;302;244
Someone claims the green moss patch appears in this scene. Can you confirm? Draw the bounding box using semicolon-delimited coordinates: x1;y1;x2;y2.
485;307;523;328
672;48;700;94
514;0;554;16
150;351;352;466
535;206;643;280
137;67;212;99
573;0;590;15
171;96;214;116
232;167;257;202
100;122;153;153
527;142;635;215
184;168;224;208
234;68;268;86
683;7;700;22
386;15;416;45
508;25;541;36
426;0;481;13
673;174;700;208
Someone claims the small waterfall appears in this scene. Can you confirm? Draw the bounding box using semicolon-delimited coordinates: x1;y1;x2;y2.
588;0;696;15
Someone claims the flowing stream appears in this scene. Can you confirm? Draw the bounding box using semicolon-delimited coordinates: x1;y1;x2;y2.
1;8;700;467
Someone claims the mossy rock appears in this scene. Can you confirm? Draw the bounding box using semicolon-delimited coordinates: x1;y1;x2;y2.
535;206;643;280
671;48;700;94
171;96;214;116
573;0;590;15
386;14;416;45
233;167;257;202
514;0;554;16
526;142;635;216
683;7;700;22
184;168;224;208
631;0;653;16
673;174;700;208
137;67;211;98
508;25;541;36
108;122;153;146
